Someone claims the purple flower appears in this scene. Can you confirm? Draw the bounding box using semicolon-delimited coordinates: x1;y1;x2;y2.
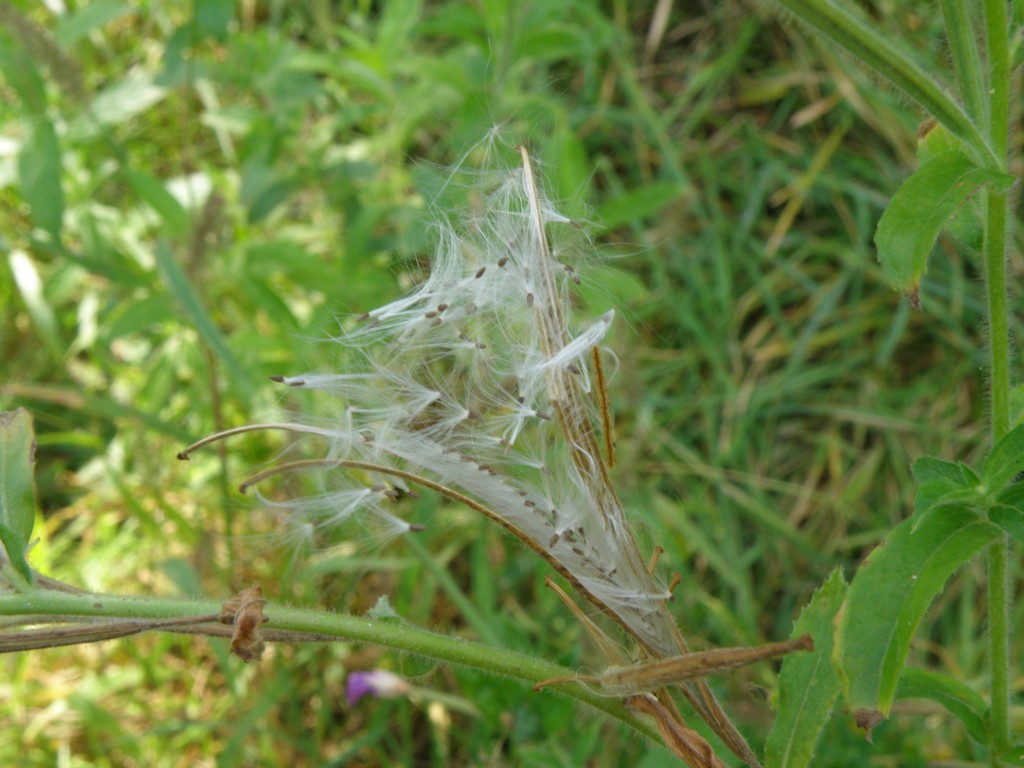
346;670;411;706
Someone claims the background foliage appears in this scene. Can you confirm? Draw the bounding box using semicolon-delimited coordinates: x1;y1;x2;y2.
1;0;1019;765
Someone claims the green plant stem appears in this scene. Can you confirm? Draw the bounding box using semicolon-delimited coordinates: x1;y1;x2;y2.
771;0;999;168
0;589;667;750
982;1;1012;758
940;0;987;128
982;144;1012;768
985;190;1011;441
984;0;1010;162
402;532;502;647
987;537;1010;760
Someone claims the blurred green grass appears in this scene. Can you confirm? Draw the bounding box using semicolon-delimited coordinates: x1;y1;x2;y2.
1;0;1017;765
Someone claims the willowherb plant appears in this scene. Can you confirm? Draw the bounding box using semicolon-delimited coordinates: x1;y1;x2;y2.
182;145;797;767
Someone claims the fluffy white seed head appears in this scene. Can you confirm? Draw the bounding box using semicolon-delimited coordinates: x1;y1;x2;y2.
261;145;682;658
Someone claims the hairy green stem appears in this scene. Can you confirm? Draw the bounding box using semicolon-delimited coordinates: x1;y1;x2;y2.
773;0;1017;761
984;0;1010;163
982;1;1012;759
940;0;987;128
985;190;1011;442
987;536;1010;761
771;0;998;168
0;589;666;749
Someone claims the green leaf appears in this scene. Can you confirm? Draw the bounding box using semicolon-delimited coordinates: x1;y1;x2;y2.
89;72;167;127
1011;384;1024;427
240;157;297;223
8;249;65;363
551;127;590;207
765;568;846;768
874;151;1014;295
238;273;299;330
913;481;980;518
55;1;134;47
597;182;686;229
915;120;963;164
193;0;234;40
0;31;47;113
18;117;65;239
834;508;1001;735
0;409;38;588
910;456;983;523
0;523;31;589
1002;744;1024;766
995;483;1024;508
104;293;175;341
911;456;978;486
988;505;1024;543
519;26;588;61
154;240;251;392
125;168;189;236
895;668;988;744
981;423;1024;493
0;410;36;544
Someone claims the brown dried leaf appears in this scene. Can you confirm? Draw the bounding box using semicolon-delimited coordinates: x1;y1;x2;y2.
626;694;727;768
221;585;268;662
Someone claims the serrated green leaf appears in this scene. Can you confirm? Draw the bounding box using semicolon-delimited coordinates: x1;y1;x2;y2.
995;483;1024;508
895;668;988;744
988;505;1024;543
910;500;983;536
911;458;983;521
18;117;65;239
913;480;979;517
765;568;846;768
981;423;1024;493
125;168;189;236
0;409;38;588
874;151;1014;294
912;456;977;486
835;508;1000;733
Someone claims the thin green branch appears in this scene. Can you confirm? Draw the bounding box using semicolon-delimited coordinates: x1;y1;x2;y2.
771;0;998;167
0;589;667;749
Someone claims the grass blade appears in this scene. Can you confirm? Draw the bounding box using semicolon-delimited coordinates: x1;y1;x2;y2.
154;240;250;392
